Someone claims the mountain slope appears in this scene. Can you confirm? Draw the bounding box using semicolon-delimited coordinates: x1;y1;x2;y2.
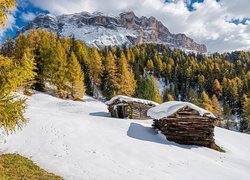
16;11;207;53
1;92;250;180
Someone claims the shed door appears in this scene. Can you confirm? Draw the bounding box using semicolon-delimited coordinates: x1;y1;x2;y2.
116;105;129;118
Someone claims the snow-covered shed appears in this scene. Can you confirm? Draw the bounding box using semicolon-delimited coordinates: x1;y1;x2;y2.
147;101;217;148
106;95;159;119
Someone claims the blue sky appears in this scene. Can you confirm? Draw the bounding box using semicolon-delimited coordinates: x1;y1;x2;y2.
1;0;250;53
1;1;47;42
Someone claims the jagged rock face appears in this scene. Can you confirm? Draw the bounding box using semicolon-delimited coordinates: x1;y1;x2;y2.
18;14;59;33
16;11;207;53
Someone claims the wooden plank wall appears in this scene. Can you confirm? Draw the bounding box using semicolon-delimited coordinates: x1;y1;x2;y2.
153;107;216;148
108;101;153;120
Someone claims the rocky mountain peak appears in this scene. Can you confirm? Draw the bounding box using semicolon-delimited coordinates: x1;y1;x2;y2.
15;11;207;53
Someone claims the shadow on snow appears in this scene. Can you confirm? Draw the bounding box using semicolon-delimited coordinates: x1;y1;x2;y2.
89;112;111;117
127;122;198;150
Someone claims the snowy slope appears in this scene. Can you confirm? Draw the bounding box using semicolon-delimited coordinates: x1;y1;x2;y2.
61;24;137;48
1;92;250;180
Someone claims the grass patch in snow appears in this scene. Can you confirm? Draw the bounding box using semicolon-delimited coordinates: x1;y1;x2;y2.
0;154;62;180
211;143;225;152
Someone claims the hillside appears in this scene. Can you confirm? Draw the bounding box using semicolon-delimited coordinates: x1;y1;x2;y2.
0;92;250;180
15;11;207;53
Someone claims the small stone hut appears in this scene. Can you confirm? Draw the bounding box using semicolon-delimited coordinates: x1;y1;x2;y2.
147;101;217;148
106;95;159;120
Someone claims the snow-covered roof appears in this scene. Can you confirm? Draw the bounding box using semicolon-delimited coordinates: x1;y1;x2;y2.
147;101;216;120
105;95;159;106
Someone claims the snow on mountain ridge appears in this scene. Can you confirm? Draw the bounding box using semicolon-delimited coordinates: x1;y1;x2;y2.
15;11;207;53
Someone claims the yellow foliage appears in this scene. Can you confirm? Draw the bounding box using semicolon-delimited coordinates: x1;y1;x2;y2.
0;0;16;28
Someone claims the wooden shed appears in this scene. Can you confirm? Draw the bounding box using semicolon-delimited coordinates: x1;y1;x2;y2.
106;95;159;120
147;101;217;148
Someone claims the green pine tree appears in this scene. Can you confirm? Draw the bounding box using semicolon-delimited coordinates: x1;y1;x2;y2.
1;36;15;57
223;102;232;129
14;34;28;60
187;89;199;105
136;78;155;101
34;30;55;91
241;95;250;132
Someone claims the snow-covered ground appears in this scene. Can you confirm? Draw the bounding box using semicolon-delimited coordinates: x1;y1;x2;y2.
1;92;250;180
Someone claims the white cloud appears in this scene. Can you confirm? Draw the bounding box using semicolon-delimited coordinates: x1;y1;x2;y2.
220;0;250;19
21;12;36;22
17;0;30;9
25;0;250;53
